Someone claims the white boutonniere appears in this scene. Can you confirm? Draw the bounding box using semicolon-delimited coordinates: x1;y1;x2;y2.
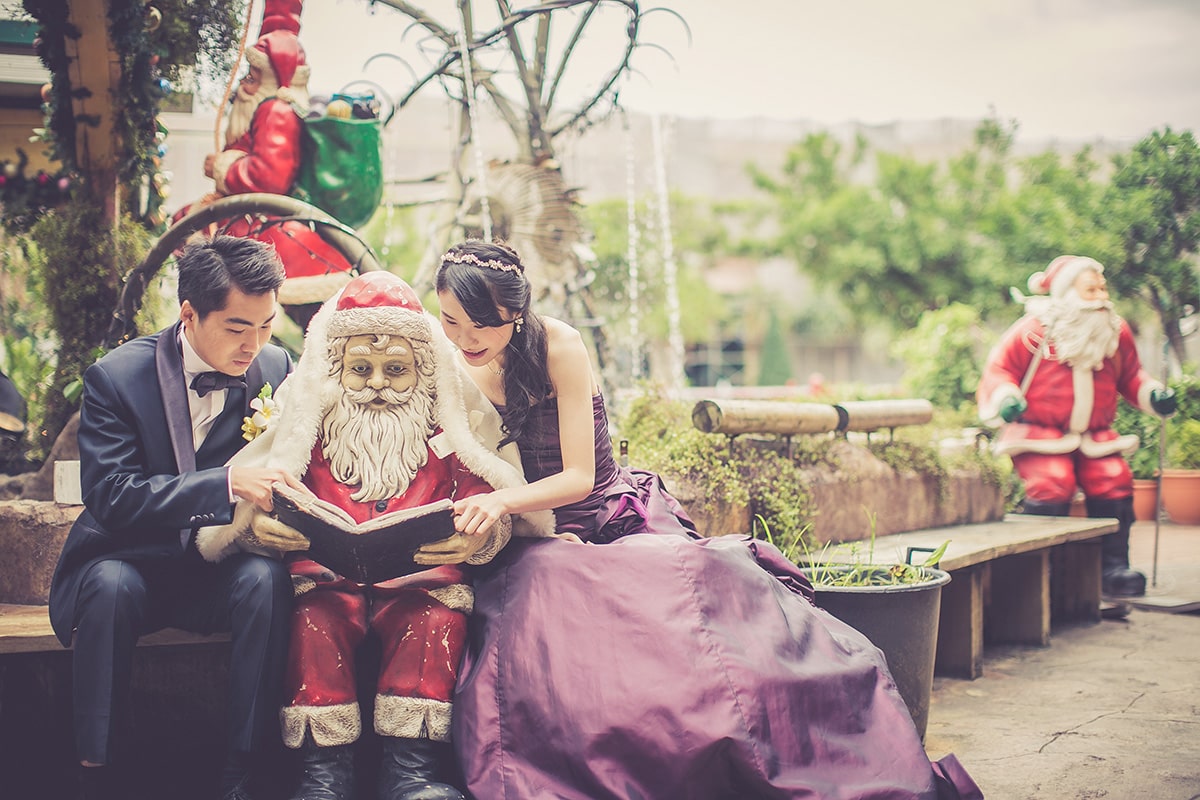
242;383;276;442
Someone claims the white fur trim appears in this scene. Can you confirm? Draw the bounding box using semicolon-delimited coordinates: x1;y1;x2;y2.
374;696;452;742
1069;367;1093;433
281;702;361;748
1032;255;1103;299
328;306;431;342
1139;379;1163;415
428;583;474;613
1050;257;1102;298
980;381;1022;427
993;432;1082;457
466;514;512;566
278;271;353;307
211;149;246;195
1079;432;1140;458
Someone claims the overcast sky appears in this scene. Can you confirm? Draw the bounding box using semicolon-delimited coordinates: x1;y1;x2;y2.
289;0;1199;144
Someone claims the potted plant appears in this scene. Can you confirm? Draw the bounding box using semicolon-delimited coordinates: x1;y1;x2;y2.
760;513;951;741
1161;416;1200;524
1113;397;1162;521
1114;372;1200;523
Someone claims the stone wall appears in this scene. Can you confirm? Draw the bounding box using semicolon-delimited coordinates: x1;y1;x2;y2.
0;499;77;604
666;440;1005;543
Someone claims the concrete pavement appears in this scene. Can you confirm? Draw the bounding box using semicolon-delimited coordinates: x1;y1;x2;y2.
923;519;1200;799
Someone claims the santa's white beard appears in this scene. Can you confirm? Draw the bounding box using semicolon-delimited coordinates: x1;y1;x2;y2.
320;381;437;503
1029;295;1121;371
224;84;265;147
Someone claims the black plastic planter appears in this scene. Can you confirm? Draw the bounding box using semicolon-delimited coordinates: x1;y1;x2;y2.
801;565;951;741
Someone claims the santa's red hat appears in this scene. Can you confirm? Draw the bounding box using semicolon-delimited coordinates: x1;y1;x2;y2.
1027;255;1104;299
245;0;309;96
326;272;432;343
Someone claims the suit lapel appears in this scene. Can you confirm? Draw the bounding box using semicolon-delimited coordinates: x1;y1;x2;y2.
154;322;195;475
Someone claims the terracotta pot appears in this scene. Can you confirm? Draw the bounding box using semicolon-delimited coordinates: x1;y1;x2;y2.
1131;479;1160;522
1160;469;1200;525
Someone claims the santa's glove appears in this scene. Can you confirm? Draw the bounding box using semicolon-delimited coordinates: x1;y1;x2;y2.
1150;388;1177;417
998;395;1028;423
234;503;311;553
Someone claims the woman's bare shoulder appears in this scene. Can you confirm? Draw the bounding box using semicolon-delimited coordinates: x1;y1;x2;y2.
542;316;586;351
542;317;596;394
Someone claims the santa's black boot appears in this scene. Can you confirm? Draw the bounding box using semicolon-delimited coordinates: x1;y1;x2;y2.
290;736;354;800
1086;496;1146;598
1019;498;1072;517
378;737;464;800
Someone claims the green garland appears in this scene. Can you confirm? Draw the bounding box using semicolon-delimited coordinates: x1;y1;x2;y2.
17;0;246;231
0;149;73;233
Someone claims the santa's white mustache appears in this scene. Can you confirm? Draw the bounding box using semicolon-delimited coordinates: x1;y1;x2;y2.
345;385;415;407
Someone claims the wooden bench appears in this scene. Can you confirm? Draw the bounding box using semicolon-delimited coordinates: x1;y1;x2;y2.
0;603;230;655
822;514;1117;679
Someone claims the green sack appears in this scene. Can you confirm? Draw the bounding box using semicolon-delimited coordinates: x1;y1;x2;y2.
292;114;383;229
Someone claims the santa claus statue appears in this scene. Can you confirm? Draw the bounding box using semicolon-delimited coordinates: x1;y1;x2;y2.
197;272;554;799
977;255;1177;598
198;0;355;329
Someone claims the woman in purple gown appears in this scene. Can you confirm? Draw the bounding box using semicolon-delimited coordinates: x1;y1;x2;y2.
436;240;980;800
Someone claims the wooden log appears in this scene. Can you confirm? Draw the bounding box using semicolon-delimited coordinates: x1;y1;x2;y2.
835;400;934;433
691;399;840;436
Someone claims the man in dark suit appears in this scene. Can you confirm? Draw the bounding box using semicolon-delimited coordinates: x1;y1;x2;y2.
48;236;305;800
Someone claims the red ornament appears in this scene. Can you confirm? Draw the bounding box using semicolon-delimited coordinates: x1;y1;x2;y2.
40;83;52;103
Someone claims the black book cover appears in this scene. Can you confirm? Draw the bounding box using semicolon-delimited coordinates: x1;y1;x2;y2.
271;484;455;583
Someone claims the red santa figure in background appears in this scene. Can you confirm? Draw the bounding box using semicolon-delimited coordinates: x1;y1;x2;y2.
194;0;355;329
978;255;1177;598
197;272;554;800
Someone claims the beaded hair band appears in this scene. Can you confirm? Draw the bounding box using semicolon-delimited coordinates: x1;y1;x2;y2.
442;251;524;273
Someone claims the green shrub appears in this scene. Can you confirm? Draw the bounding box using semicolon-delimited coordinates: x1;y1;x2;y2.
1116;370;1200;475
618;387;815;553
890;304;990;413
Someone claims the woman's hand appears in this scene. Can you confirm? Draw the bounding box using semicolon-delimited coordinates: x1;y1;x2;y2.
452;491;509;536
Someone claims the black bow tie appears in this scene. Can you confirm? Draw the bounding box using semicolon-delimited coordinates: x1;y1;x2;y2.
190;371;247;398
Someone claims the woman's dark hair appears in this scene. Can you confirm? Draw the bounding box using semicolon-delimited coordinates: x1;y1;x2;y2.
435;240;549;446
176;235;286;317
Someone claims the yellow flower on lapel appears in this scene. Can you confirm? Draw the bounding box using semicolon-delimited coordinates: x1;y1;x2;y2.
242;383;276;442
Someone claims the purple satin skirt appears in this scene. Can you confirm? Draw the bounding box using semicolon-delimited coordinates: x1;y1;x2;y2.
454;533;973;799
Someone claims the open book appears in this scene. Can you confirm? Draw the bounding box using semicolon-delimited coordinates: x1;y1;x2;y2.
271;484;456;584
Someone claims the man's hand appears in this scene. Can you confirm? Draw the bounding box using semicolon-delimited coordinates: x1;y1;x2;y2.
230;467;308;512
203;153;217;179
413;529;493;566
1150;388;1177;417
999;395;1028;423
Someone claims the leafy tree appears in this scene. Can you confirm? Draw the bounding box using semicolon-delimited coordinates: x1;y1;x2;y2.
1105;128;1200;367
750;124;1024;328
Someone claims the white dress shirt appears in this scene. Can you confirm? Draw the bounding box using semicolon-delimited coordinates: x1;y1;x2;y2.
179;330;230;450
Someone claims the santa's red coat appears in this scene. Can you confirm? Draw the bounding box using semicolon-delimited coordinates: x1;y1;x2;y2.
977;314;1158;460
281;431;494;747
205;98;354;305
